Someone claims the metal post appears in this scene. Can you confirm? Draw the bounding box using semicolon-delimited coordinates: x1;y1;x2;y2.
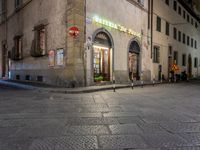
113;74;116;92
141;72;144;88
153;78;155;86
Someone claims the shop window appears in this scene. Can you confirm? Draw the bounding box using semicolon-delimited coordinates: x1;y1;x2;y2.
173;1;177;11
194;58;198;68
173;27;177;40
178;31;181;42
187;36;190;46
153;46;160;63
156;16;161;32
11;36;23;60
182;33;185;44
31;25;46;57
166;21;169;36
182;54;186;66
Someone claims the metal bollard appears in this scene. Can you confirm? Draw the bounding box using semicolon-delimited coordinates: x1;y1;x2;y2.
113;80;116;92
153;79;155;86
131;80;134;90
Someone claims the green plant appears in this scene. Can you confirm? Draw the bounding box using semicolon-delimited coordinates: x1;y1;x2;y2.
94;75;104;82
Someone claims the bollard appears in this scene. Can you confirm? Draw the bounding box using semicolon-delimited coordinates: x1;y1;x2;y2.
141;80;144;88
153;79;155;86
131;80;134;90
113;80;116;92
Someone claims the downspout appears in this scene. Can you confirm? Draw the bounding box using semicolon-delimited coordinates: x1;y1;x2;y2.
150;0;153;59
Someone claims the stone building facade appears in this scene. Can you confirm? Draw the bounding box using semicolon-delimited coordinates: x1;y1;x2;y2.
0;0;199;87
152;0;200;81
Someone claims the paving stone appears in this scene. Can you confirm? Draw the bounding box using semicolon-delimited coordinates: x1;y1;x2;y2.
117;116;145;124
98;135;147;149
64;125;109;135
167;147;200;150
179;133;200;146
137;123;168;134
109;124;142;134
65;117;119;125
140;115;177;123
0;119;65;128
141;134;190;148
0;127;20;138
0;138;33;150
11;127;64;138
29;136;98;150
160;123;200;133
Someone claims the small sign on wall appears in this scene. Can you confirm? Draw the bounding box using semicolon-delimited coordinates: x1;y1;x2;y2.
48;50;55;67
56;48;64;66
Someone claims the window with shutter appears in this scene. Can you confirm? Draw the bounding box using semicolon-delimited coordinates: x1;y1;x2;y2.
153;46;160;63
11;36;23;60
31;25;46;57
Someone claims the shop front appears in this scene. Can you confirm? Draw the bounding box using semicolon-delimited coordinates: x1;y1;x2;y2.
92;30;113;82
128;40;141;80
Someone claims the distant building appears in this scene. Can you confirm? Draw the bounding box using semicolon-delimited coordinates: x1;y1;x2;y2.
0;0;199;87
152;0;200;80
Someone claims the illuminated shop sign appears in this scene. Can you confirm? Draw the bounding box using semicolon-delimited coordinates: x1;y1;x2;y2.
93;16;141;38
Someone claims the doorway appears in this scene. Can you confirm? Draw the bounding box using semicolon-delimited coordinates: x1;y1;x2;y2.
188;54;192;77
1;43;7;78
93;31;112;82
128;41;140;80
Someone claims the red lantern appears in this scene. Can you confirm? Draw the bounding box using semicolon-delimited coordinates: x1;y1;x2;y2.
69;26;79;38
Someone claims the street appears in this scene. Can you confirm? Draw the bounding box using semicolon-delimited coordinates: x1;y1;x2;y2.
0;82;200;150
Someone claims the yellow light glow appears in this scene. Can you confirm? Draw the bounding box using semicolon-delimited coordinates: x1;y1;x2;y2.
93;16;141;38
93;45;110;50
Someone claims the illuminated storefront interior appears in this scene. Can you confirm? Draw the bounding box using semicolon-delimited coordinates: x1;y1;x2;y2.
93;32;112;82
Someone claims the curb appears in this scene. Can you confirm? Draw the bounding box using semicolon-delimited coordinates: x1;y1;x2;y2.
0;80;174;94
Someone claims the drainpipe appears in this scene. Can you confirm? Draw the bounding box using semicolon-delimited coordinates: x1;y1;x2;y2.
150;0;153;59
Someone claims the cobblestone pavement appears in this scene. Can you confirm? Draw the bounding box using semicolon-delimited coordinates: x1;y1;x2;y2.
0;82;200;150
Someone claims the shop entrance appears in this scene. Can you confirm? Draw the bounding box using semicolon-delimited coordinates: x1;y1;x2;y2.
128;41;140;80
93;32;112;82
1;43;7;78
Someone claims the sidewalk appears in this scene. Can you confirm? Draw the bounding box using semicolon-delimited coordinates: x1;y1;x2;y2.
0;79;169;94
